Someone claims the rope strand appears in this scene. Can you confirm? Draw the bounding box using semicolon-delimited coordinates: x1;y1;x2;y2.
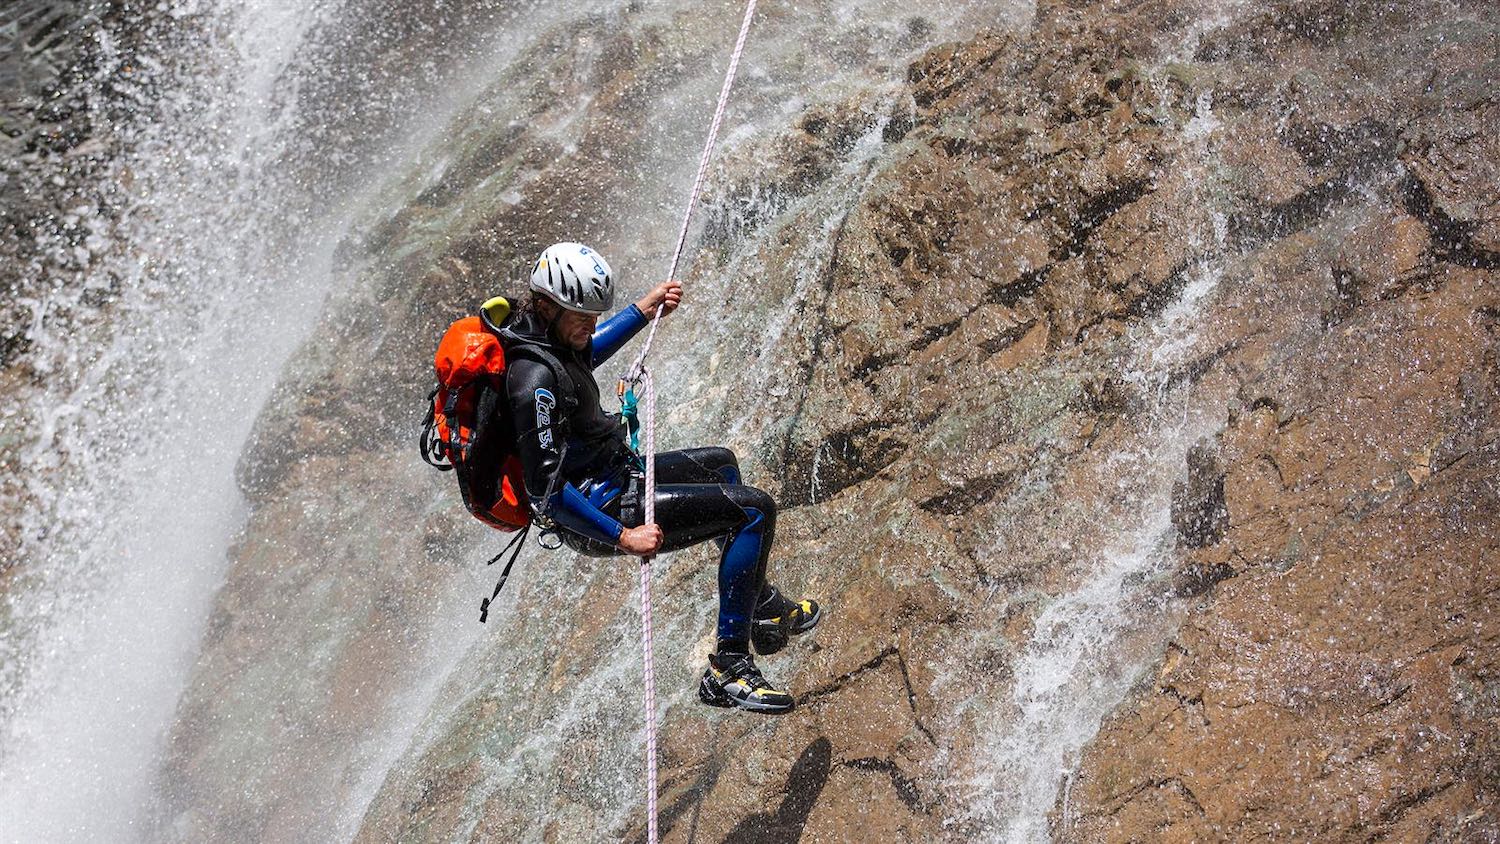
630;3;757;842
627;0;759;382
639;369;659;844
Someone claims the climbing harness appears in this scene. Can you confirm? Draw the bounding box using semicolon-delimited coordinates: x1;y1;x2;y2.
622;2;759;840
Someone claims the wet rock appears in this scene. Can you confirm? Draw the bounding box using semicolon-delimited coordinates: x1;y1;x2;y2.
1064;179;1500;844
702;90;894;251
1171;557;1235;599
1397;27;1500;261
1330;210;1433;316
1170;440;1227;549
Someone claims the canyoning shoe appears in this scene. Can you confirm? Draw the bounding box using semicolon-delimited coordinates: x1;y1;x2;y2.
698;652;795;713
750;585;822;656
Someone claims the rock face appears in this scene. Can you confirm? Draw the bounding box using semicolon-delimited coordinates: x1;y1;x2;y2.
1047;1;1500;840
1066;326;1500;841
132;0;1497;841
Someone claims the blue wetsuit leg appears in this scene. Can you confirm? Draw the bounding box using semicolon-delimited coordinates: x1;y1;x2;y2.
560;446;775;646
649;481;776;645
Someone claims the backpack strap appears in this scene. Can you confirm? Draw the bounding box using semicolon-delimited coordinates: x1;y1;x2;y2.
498;340;583;532
443;388;465;461
419;386;454;471
478;522;531;623
502;341;578;410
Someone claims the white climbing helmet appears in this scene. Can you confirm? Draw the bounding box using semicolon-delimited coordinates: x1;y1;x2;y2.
529;242;614;314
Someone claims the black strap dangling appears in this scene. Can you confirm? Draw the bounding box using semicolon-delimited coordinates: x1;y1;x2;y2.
478;524;531;623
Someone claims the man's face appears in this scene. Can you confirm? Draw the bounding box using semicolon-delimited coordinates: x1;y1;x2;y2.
554;307;598;351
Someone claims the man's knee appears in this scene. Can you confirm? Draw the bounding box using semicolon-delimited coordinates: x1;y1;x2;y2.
697;446;738;465
696;446;740;484
726;484;775;525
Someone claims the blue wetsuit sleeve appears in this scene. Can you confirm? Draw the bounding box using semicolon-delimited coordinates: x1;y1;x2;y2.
506;356;624;547
546;483;626;546
589;304;648;368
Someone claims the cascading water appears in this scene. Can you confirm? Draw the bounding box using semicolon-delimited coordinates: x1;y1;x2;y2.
1;3;351;838
0;1;628;839
962;65;1242;839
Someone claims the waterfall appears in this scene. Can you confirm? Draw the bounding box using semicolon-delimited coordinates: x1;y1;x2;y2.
1;2;345;838
0;0;586;837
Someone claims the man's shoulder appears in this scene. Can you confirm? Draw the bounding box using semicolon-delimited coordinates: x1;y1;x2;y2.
504;345;578;393
505;352;556;378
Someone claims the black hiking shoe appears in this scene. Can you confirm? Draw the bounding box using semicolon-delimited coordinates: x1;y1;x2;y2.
750;585;822;656
698;651;795;713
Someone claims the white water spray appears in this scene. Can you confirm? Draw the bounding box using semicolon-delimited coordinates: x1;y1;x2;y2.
966;53;1242;838
1;1;399;838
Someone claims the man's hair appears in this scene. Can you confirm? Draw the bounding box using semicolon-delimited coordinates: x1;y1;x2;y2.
515;291;547;320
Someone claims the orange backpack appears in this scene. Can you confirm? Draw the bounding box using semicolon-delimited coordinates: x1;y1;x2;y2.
421;301;577;622
420;306;570;532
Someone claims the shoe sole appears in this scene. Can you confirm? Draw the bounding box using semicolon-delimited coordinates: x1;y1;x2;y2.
790;603;822;634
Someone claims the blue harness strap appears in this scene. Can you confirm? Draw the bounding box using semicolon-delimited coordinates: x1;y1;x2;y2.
620;385;642;451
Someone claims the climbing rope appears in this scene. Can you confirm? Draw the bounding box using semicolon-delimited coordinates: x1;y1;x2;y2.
625;0;758;382
624;2;758;842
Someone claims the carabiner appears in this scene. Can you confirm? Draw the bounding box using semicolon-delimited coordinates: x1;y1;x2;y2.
537;528;564;550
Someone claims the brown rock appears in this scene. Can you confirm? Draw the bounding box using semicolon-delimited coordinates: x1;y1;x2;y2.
1063;237;1500;840
1332;211;1433;308
1170;439;1228;550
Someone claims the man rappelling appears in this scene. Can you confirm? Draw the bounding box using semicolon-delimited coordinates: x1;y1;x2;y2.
421;3;776;837
434;241;820;714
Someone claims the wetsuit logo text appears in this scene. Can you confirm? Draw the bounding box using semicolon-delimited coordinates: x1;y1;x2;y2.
535;388;557;450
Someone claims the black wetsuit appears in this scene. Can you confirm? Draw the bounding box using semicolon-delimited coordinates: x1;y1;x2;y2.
495;307;779;646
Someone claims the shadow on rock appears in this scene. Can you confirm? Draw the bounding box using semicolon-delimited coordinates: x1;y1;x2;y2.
721;737;833;844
